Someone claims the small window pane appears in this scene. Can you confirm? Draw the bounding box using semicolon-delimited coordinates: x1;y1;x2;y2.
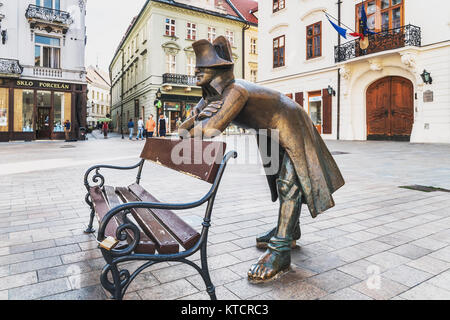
55;0;60;10
392;0;402;5
381;0;390;9
381;12;390;31
279;37;284;47
44;0;52;8
274;39;278;48
35;35;60;46
35;46;41;66
367;15;376;30
22;91;34;132
307;26;313;36
367;1;376;14
314;24;320;35
392;8;401;28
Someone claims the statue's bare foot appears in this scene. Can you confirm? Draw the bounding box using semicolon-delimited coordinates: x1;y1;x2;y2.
248;247;291;282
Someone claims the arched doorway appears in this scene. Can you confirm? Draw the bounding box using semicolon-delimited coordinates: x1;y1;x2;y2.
366;76;414;141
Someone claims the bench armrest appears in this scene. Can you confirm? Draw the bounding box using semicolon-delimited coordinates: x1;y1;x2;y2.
84;160;144;190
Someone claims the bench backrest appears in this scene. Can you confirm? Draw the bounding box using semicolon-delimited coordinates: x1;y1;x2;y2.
140;138;227;184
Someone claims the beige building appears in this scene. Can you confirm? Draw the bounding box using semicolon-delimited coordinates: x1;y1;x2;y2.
110;0;258;135
86;66;111;128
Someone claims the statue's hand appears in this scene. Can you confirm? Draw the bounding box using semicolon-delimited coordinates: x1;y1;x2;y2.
178;117;195;139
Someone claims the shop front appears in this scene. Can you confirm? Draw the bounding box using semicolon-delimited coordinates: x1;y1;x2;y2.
156;94;201;134
0;78;87;142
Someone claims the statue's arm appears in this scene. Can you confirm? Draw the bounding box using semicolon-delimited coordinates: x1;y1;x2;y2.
191;85;249;139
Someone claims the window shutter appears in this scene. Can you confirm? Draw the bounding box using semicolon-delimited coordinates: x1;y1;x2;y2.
322;89;332;134
295;92;304;107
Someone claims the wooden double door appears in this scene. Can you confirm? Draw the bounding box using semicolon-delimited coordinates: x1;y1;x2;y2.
366;76;414;141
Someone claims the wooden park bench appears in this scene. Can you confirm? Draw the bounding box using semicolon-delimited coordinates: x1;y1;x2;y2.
83;138;237;300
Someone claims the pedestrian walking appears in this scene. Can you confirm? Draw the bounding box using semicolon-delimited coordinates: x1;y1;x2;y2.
64;120;71;141
128;119;134;140
137;117;144;140
158;114;167;137
176;117;182;131
146;115;156;138
103;121;109;139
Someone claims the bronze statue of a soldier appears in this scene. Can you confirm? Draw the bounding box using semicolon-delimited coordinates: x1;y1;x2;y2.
179;36;345;282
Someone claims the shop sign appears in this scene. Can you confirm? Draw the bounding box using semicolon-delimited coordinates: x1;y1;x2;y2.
16;80;71;91
423;90;433;103
309;96;322;102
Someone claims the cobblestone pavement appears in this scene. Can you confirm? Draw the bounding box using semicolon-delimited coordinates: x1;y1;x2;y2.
0;133;449;300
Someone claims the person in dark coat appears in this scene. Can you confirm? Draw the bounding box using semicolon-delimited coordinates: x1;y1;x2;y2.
179;36;345;282
158;114;167;137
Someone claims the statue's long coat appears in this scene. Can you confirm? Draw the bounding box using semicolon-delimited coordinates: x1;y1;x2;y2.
184;76;345;218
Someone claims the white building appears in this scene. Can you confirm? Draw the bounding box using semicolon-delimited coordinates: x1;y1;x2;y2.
0;0;87;141
258;0;450;143
86;66;111;128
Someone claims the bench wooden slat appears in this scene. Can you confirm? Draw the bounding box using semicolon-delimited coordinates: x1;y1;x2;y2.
89;187;120;239
129;183;201;250
103;186;156;254
116;187;179;254
140;138;226;184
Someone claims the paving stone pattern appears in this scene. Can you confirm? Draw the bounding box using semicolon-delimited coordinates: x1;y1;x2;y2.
0;134;449;300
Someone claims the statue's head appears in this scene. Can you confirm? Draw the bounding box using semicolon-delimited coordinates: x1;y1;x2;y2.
192;36;234;87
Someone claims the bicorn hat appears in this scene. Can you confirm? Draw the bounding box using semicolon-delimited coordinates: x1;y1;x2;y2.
193;36;234;68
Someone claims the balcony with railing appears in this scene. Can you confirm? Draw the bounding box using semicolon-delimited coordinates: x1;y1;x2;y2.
335;24;421;63
162;73;198;86
25;5;73;33
0;58;23;77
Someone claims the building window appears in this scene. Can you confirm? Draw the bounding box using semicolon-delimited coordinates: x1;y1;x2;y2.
187;56;195;76
250;38;257;54
53;92;64;132
250;69;257;83
273;0;285;13
356;0;404;32
225;30;235;47
36;0;60;10
166;54;176;73
165;18;176;37
273;35;285;68
35;35;61;69
186;22;197;40
208;27;216;42
306;22;321;60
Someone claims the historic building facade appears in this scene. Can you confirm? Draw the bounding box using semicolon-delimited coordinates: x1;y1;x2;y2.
0;0;87;142
258;0;449;143
86;66;111;128
110;0;257;135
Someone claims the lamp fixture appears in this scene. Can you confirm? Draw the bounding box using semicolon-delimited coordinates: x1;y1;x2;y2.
420;70;432;85
156;88;162;99
327;85;336;96
1;29;6;45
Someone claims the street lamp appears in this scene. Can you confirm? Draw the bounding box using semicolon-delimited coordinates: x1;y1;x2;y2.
156;88;162;100
420;70;432;85
327;85;336;96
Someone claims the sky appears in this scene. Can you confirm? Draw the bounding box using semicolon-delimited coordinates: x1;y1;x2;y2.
85;0;148;72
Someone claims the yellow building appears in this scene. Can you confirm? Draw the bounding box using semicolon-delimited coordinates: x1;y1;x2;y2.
110;0;258;135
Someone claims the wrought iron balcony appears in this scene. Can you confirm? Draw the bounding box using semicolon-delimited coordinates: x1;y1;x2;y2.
162;73;197;86
25;4;73;26
335;24;421;63
0;58;23;77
